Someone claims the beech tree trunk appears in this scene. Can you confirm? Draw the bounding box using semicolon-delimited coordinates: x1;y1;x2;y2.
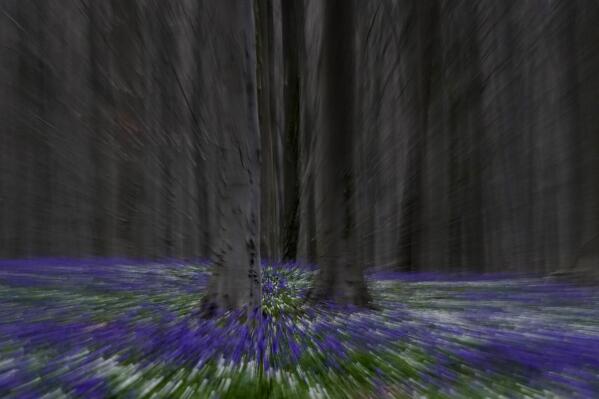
200;0;262;315
306;0;370;305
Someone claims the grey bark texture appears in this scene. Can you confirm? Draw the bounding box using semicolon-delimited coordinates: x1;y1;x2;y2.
303;0;371;305
256;0;284;263
199;0;262;315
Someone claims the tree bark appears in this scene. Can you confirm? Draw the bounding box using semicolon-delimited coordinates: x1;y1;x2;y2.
280;0;303;262
200;0;262;315
307;0;370;306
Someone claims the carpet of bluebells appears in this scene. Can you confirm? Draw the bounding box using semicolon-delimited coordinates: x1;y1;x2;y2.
1;259;599;398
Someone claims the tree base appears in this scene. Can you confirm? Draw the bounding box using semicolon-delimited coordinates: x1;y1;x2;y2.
305;276;374;309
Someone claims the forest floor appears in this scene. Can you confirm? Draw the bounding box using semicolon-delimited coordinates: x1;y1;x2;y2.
1;260;598;398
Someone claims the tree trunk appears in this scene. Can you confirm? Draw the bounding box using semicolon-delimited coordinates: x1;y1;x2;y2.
280;0;303;262
256;0;283;262
200;0;262;316
307;0;370;306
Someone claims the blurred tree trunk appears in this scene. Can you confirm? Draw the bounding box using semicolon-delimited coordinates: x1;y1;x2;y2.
256;0;283;262
307;0;370;305
280;0;303;262
200;0;262;315
110;0;145;258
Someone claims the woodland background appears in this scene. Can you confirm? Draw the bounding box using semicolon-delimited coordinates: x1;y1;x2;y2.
1;0;598;276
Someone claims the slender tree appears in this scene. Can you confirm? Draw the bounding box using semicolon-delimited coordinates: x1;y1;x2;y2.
280;0;303;261
255;0;283;262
